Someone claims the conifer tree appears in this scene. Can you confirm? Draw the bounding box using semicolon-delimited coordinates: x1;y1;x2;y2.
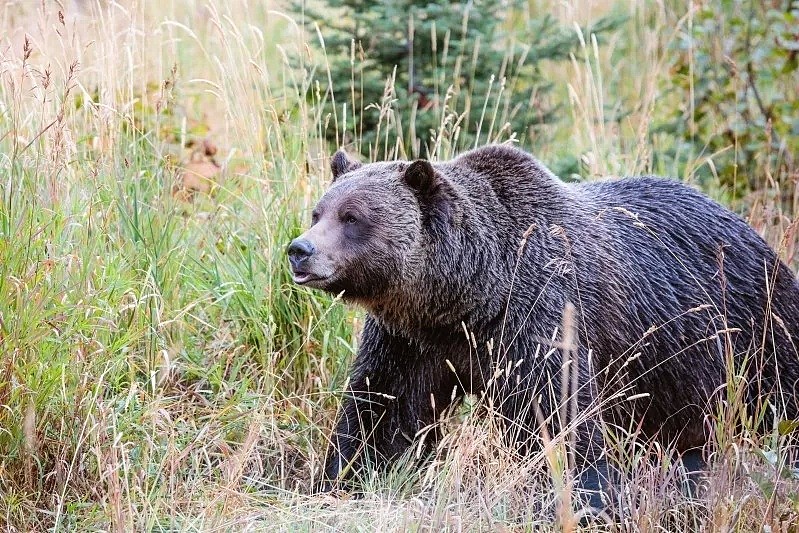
300;0;619;159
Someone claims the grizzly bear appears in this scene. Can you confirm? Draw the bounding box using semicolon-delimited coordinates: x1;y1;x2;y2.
288;144;799;509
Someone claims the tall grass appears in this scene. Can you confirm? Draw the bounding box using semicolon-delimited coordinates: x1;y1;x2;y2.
0;1;797;531
0;2;351;529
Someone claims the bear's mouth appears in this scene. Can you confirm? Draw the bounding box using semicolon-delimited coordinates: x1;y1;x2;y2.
292;271;327;285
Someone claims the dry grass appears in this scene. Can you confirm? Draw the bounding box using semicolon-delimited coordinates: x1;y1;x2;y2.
0;0;797;531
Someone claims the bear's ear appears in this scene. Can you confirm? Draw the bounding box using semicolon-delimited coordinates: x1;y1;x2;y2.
403;159;463;228
331;150;362;182
403;159;436;195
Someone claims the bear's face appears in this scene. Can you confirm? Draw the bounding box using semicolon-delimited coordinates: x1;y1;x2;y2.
288;152;436;302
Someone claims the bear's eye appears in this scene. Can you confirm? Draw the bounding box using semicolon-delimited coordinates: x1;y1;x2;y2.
311;211;320;225
343;214;358;225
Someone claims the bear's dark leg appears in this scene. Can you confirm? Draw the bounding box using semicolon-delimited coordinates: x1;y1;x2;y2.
318;317;456;492
571;416;616;513
576;456;613;510
679;448;705;498
497;358;614;512
321;384;420;490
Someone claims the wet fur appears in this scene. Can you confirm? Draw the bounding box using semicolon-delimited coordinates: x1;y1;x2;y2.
307;144;799;503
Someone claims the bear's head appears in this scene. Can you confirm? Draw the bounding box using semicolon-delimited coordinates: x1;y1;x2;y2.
288;150;467;323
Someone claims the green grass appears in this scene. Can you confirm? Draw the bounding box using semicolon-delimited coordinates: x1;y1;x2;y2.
0;0;797;531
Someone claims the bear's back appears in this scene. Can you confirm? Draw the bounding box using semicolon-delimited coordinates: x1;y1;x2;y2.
577;175;799;359
579;176;778;275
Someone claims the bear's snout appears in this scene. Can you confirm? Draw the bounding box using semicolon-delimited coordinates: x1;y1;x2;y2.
287;228;341;288
288;238;316;269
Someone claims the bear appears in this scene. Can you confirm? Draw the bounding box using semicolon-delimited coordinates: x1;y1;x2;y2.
287;144;799;510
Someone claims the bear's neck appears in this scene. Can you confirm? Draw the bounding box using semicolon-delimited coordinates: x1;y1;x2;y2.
357;273;503;340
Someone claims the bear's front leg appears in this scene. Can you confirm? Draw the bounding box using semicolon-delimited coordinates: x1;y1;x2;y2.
319;316;454;492
321;381;412;491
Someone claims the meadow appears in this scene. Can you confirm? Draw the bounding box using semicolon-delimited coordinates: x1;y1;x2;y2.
0;0;798;530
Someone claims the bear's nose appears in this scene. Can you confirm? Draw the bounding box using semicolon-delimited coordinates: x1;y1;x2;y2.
287;238;316;268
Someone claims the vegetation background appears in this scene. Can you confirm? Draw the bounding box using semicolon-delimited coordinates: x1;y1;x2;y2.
0;0;797;530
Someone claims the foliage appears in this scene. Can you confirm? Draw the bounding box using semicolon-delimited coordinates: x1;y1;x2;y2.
300;0;622;159
657;0;799;202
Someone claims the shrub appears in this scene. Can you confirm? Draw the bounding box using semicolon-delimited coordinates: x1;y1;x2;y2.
656;0;799;205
